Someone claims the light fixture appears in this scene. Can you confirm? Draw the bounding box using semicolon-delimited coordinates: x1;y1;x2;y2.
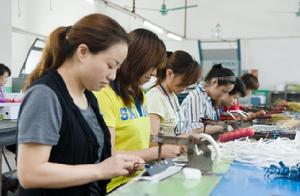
143;21;164;34
167;33;182;41
85;0;95;4
215;23;221;40
99;0;184;40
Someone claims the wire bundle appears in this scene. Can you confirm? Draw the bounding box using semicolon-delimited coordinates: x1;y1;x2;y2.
265;161;300;181
218;128;255;142
219;137;300;168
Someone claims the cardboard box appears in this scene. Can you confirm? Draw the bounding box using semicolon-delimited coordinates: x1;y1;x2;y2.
0;103;21;120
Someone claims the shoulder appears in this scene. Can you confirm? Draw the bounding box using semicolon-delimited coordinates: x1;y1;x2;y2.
25;84;58;101
146;87;162;97
94;86;117;99
146;87;165;102
21;84;61;112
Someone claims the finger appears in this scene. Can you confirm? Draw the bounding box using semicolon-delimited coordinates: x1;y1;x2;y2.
123;161;135;170
128;168;138;176
180;145;187;152
137;158;145;164
120;169;130;176
176;149;183;156
133;162;145;170
117;154;136;162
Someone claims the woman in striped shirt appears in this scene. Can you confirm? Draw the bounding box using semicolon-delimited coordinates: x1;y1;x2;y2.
215;77;247;119
180;64;236;134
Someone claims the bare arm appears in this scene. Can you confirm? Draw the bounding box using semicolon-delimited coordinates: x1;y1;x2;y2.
108;127;184;162
191;125;224;135
17;143;141;189
149;113;161;135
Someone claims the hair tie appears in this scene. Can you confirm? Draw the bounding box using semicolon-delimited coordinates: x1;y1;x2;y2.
216;76;236;82
65;26;72;40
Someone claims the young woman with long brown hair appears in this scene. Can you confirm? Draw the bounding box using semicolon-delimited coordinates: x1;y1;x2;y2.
94;29;185;192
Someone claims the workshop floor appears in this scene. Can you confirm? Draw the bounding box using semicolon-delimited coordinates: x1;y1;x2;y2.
2;149;17;196
2;149;16;173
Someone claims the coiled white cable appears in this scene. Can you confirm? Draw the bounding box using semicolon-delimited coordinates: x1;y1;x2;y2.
197;133;220;164
219;137;300;168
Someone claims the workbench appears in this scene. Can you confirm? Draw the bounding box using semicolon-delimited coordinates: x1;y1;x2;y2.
109;160;300;196
0;120;17;195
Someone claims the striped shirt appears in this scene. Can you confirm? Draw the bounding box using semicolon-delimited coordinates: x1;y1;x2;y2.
0;87;6;99
180;84;217;132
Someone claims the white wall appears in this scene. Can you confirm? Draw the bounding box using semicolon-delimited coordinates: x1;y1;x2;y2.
99;0;300;40
11;0;96;78
12;0;96;35
187;0;300;39
240;37;300;90
97;0;300;89
164;40;200;62
0;0;12;70
8;0;300;90
11;33;35;77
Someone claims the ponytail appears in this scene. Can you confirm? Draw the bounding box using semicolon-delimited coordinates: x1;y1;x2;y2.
24;13;129;90
205;63;236;86
24;27;71;89
156;50;201;87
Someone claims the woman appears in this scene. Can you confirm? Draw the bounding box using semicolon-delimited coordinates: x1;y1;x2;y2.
146;50;201;136
215;77;247;119
17;13;143;196
239;73;259;106
94;29;185;192
180;64;236;134
216;77;246;109
241;73;259;96
0;63;11;100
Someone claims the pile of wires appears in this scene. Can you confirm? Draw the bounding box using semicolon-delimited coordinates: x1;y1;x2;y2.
265;161;300;181
219;137;300;168
252;124;296;139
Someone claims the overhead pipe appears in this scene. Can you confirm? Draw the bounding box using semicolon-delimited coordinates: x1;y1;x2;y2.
99;0;184;40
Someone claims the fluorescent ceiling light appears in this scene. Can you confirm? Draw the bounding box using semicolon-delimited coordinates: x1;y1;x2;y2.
143;21;164;34
85;0;94;4
167;33;182;41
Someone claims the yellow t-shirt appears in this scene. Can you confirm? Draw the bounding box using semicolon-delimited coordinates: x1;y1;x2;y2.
94;86;150;192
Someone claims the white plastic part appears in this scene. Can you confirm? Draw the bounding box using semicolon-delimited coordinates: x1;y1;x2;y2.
183;167;202;180
228;109;249;118
197;133;220;164
226;111;237;119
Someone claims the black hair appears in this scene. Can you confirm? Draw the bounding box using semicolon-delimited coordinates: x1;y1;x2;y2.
0;63;11;77
229;77;246;97
205;63;236;86
156;50;201;87
241;73;259;90
166;51;173;58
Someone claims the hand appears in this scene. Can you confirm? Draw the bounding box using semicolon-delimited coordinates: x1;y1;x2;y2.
121;154;145;175
160;144;185;159
96;154;144;180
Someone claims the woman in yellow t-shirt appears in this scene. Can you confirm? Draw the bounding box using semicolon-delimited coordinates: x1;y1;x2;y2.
146;51;201;136
94;29;185;192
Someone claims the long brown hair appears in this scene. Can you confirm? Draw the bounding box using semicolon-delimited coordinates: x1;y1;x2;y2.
24;13;128;90
156;50;201;87
111;28;166;106
241;73;259;90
